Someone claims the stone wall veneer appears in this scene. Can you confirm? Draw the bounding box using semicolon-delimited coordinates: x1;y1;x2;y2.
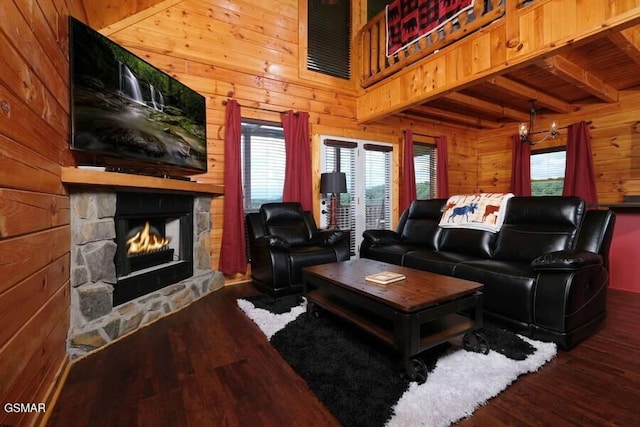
69;190;223;359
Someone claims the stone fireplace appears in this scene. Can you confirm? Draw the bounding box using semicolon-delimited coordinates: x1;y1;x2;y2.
67;184;223;359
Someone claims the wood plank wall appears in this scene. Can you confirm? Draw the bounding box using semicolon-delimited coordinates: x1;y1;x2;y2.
476;90;640;204
81;0;168;30
0;1;474;420
0;1;88;426
2;0;635;422
98;0;478;282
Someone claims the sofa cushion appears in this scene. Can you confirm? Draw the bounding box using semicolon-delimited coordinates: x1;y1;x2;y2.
454;259;537;324
438;228;495;259
400;199;443;249
492;196;584;263
403;250;476;276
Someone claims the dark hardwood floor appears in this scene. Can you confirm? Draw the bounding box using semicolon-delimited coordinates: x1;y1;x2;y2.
46;284;640;427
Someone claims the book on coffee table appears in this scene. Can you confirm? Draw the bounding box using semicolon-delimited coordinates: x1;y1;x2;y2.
365;271;406;285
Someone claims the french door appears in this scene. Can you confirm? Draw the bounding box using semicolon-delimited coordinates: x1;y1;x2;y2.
321;136;393;257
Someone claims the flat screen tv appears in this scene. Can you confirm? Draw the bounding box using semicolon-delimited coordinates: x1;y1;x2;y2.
68;16;207;175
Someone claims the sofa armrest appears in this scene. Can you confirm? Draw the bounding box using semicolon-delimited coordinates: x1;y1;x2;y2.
256;235;291;249
362;230;402;246
326;230;348;246
309;230;348;246
531;250;602;271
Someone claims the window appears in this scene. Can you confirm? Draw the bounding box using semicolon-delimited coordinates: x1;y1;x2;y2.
413;142;437;199
322;137;393;257
241;120;286;212
307;0;351;79
324;139;356;234
531;149;566;196
364;144;393;230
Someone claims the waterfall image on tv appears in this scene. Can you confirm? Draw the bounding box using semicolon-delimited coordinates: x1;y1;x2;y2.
69;16;207;173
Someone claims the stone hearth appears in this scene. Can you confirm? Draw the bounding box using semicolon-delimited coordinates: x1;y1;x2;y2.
68;189;223;358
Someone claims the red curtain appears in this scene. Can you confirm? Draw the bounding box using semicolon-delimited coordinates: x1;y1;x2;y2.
218;100;247;276
436;136;449;198
510;134;531;196
563;121;598;206
400;130;417;212
280;111;313;211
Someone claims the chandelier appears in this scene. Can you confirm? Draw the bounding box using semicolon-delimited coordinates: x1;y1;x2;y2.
519;100;558;145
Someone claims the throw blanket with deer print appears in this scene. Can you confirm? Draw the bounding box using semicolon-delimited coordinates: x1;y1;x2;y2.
438;193;514;233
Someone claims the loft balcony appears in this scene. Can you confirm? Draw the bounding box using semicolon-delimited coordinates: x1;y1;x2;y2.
359;0;507;89
355;0;640;129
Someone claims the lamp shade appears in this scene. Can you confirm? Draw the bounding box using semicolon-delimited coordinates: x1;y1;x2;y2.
320;172;347;194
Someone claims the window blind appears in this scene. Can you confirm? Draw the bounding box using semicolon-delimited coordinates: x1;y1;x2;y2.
323;139;393;255
364;144;392;230
531;148;566;196
324;140;357;254
307;0;351;80
413;142;437;199
241;120;286;212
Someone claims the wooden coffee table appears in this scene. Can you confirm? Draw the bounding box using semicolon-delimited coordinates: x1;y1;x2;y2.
302;258;486;382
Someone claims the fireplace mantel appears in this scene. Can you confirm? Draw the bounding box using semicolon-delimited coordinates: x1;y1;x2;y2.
61;167;224;195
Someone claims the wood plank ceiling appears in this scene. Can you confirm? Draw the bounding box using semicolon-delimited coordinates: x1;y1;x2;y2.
82;0;640;131
400;25;640;130
79;0;169;30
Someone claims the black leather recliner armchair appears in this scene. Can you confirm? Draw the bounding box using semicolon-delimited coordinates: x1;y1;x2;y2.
246;202;350;296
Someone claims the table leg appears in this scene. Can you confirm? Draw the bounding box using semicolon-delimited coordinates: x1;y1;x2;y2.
403;357;428;383
395;314;428;383
462;331;489;354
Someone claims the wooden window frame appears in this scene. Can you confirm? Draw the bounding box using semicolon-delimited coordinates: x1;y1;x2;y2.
298;0;363;91
241;119;286;212
413;141;438;200
531;146;566;196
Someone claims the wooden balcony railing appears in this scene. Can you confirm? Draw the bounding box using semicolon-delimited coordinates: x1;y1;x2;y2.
359;0;517;88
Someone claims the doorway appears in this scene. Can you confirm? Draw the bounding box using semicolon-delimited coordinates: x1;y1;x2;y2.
321;136;393;257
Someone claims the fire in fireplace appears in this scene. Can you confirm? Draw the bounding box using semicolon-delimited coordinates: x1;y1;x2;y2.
126;220;174;271
114;192;194;306
127;221;171;254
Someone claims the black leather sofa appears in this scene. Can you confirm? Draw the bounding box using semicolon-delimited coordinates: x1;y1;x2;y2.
246;202;350;296
360;196;616;349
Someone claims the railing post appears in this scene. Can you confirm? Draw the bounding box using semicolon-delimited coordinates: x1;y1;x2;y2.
362;27;371;83
358;0;510;88
505;0;521;48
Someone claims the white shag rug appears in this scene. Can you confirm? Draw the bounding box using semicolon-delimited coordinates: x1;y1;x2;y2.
238;298;557;427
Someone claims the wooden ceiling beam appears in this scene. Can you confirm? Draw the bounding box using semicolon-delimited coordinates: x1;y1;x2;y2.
395;112;469;130
443;92;529;122
539;55;619;103
409;106;503;129
485;76;575;113
608;26;640;67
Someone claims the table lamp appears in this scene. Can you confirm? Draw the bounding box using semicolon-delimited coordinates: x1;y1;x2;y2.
320;172;347;229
